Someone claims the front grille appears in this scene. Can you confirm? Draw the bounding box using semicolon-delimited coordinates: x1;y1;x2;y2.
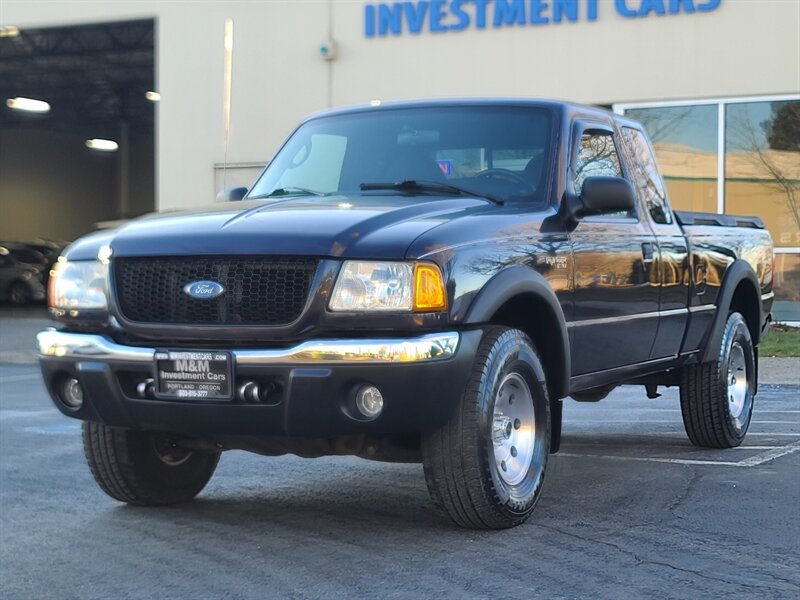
114;256;318;325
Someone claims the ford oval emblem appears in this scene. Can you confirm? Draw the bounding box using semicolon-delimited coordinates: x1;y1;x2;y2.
184;280;225;300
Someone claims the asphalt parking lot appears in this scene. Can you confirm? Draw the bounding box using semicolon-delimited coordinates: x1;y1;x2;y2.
1;314;799;599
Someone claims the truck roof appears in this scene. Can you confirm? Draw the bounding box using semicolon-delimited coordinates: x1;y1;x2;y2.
302;97;620;123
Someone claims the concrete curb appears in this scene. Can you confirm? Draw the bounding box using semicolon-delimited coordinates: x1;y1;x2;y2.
758;357;800;386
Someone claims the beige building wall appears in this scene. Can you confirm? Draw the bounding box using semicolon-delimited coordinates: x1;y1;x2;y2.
3;0;799;211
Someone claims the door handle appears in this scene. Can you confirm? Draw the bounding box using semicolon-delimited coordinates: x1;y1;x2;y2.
641;243;655;264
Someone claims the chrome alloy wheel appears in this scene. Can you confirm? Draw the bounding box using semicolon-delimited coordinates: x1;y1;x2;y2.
727;341;749;424
492;372;536;486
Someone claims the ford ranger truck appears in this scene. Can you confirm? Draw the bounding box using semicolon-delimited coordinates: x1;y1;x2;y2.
37;100;774;529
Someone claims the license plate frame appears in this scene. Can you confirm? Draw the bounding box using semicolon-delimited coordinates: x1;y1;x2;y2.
153;349;234;401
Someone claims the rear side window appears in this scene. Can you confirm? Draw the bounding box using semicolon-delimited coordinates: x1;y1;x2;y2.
621;127;673;224
573;132;633;218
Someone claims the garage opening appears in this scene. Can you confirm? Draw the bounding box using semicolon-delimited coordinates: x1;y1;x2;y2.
0;19;156;246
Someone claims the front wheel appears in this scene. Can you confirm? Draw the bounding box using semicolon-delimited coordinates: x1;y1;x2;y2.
82;422;220;505
422;327;550;529
680;312;756;448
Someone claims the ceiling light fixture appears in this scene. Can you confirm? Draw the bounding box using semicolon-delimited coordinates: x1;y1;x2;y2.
0;26;20;37
6;97;51;113
145;91;160;102
85;138;119;152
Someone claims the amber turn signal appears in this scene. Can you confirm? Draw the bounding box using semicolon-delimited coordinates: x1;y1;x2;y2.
413;263;447;312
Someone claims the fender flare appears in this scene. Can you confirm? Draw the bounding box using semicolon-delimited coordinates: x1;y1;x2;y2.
701;259;762;363
463;266;571;397
463;266;570;453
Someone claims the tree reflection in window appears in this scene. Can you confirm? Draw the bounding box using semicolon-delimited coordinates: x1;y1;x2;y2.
621;127;673;224
574;133;622;190
726;101;800;247
574;133;631;218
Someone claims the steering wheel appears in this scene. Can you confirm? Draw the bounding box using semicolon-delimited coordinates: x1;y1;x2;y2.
475;168;534;191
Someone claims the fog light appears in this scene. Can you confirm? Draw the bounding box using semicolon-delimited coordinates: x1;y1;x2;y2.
61;378;84;409
355;385;383;419
136;378;155;399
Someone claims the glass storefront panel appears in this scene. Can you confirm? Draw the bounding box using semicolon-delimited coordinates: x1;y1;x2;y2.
774;253;800;322
725;100;800;249
624;105;718;214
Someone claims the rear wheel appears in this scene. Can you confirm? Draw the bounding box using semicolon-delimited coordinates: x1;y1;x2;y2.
421;327;550;529
680;312;756;448
82;422;220;505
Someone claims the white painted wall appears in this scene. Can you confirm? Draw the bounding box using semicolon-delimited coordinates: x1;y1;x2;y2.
4;0;799;211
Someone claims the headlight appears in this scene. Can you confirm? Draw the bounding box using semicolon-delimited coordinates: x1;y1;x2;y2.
329;261;446;312
48;259;108;311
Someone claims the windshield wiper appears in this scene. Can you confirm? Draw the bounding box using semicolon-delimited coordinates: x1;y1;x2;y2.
360;180;504;205
250;186;326;199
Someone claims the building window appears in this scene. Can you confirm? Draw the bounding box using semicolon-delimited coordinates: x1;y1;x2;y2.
615;95;800;323
622;104;718;215
725;100;800;249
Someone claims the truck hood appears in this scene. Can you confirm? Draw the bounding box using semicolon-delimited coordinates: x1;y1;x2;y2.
102;195;494;260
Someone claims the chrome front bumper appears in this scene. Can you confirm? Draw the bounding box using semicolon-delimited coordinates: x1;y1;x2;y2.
36;328;480;436
35;329;461;365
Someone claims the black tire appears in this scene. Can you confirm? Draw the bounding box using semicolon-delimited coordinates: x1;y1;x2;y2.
82;422;220;505
8;281;30;305
421;327;550;529
680;312;756;448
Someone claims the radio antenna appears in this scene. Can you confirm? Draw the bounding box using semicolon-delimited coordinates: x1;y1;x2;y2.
222;17;234;192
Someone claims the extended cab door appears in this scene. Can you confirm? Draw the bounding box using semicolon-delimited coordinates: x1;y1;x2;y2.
618;125;690;360
567;121;661;375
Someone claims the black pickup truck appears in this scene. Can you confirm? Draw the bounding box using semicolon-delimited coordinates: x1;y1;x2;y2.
37;99;774;529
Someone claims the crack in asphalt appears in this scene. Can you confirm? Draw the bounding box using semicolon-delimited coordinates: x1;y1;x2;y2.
665;465;700;517
536;523;798;593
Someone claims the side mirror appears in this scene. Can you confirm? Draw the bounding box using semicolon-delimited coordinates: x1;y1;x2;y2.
216;186;248;203
575;176;635;218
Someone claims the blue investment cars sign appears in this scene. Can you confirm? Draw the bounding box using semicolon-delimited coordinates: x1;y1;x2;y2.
364;0;722;37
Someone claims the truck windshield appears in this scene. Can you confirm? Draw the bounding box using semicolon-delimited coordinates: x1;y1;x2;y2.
248;106;552;204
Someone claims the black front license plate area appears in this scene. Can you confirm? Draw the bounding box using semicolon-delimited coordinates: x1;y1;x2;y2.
154;350;233;400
